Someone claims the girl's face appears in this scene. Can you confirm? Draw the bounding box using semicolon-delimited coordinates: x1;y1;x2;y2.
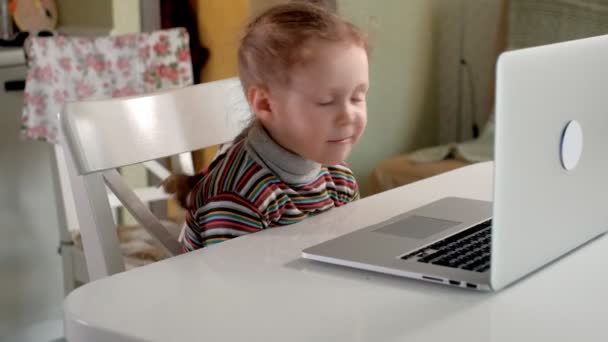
255;40;369;165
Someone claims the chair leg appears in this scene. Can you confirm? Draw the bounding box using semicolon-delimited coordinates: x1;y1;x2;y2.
49;145;79;295
59;244;76;295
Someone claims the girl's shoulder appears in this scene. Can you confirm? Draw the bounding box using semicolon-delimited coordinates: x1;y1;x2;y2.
324;163;359;199
197;140;280;198
325;163;357;181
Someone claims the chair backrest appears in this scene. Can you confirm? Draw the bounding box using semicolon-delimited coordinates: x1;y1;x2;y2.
61;77;251;280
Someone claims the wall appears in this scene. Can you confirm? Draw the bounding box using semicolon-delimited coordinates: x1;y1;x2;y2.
56;0;113;29
339;0;437;195
112;0;142;34
433;0;504;144
340;0;505;194
56;0;142;34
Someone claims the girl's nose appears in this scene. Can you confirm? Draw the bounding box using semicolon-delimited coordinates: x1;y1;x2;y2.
336;103;356;126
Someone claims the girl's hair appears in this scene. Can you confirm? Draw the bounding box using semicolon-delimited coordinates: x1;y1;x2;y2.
162;173;201;209
237;1;369;92
164;1;368;209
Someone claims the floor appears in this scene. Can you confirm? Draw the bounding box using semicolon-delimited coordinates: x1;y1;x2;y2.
1;65;65;341
0;205;64;342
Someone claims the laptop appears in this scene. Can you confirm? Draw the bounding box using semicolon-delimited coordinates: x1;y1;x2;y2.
302;34;608;291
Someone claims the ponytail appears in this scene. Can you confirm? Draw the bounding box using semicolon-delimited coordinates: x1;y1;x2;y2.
162;173;205;209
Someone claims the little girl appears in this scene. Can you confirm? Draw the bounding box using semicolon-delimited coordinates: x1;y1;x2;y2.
165;2;370;251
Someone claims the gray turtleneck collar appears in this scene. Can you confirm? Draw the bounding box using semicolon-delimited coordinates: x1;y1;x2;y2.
244;121;322;185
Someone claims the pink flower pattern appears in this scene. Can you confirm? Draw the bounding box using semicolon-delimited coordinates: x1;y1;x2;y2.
116;56;130;71
28;65;53;82
74;80;94;99
111;85;137;97
85;54;106;74
53;89;67;103
176;46;190;62
138;46;150;60
22;28;193;143
153;35;170;56
58;57;72;72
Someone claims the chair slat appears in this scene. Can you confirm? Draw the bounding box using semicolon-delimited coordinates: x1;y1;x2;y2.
63;78;251;174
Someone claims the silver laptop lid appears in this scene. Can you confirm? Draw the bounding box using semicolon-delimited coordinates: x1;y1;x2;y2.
491;34;608;290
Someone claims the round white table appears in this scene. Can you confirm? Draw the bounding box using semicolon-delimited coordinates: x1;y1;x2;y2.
64;162;608;342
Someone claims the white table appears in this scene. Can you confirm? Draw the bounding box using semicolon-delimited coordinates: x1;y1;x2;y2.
64;162;608;341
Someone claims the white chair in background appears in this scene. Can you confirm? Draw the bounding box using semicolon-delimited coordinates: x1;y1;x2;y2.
60;77;250;280
22;28;197;292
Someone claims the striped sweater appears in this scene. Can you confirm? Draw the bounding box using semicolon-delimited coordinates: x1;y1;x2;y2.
182;123;359;251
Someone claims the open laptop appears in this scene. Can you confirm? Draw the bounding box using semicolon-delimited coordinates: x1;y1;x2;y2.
302;34;608;291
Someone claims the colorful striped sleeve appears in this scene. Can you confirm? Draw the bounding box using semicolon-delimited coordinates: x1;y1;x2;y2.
182;192;266;251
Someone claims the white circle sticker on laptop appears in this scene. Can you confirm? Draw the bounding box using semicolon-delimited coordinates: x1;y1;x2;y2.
560;120;583;171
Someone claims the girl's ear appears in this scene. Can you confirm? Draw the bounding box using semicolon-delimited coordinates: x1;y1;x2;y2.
248;85;274;124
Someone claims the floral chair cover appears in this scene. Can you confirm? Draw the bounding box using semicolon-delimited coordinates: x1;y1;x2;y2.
22;27;193;143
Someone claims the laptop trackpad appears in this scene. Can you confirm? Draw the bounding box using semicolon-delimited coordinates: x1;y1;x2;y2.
374;215;461;240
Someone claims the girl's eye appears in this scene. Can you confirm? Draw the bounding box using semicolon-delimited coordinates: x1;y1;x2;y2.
351;97;365;103
317;100;334;106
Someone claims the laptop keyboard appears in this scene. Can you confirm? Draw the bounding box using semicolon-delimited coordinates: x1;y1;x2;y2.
401;219;492;273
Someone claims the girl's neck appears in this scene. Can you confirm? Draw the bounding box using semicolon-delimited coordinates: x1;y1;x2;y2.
245;121;321;185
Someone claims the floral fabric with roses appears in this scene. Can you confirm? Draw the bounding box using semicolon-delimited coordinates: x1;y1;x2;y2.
22;28;193;143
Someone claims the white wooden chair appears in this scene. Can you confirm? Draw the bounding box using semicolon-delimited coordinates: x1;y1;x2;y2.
59;77;251;281
21;28;199;292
